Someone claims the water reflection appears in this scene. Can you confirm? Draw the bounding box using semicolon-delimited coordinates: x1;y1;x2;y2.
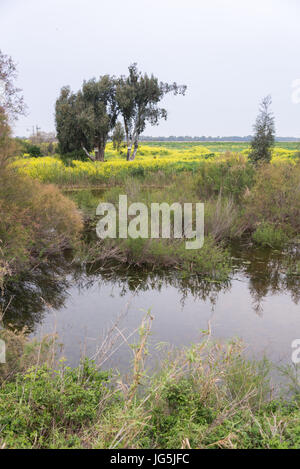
0;257;72;331
1;242;299;333
231;242;300;315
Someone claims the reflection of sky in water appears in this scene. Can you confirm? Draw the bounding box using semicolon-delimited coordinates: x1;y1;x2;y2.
34;269;300;372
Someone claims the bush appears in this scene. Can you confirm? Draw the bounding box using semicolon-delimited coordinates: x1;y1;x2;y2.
195;153;255;200
0;167;83;282
60;148;89;164
243;162;300;235
21;141;43;157
252;222;289;249
0;359;110;448
1;331;300;449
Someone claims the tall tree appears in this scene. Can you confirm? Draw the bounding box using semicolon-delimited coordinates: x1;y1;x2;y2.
116;64;186;160
249;95;275;164
55;75;118;161
79;75;118;161
55;86;87;154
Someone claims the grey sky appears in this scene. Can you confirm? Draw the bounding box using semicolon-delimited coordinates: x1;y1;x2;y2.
1;0;300;137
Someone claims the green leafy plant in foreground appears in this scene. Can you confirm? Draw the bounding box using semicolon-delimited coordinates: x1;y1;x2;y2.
1;325;300;449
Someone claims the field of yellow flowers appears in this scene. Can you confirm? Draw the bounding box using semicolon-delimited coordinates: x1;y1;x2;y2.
13;143;299;187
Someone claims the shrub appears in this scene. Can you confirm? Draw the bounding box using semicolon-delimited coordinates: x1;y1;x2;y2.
243;162;300;234
0;167;83;281
252;222;289;249
0;359;110;448
204;196;242;241
1;330;300;449
195;153;254;200
60;148;89;164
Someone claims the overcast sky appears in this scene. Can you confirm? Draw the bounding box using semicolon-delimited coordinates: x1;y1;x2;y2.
1;0;300;137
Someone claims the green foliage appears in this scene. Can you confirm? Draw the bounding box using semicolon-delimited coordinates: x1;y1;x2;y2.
91;181;232;280
118;235;231;280
22;142;42;157
112;121;125;152
55;62;185;162
69;189;100;210
1;333;300;449
77;76;118;161
59;148;88;164
244;162;300;235
116;64;186;160
55;86;87;154
55;75;120;161
252;222;289;249
249;96;275;164
0;360;110;448
0;166;83;282
194;154;255;199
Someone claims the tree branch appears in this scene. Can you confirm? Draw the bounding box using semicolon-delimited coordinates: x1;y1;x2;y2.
81;145;95;161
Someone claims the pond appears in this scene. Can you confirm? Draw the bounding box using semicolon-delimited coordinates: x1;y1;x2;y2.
1;238;300;373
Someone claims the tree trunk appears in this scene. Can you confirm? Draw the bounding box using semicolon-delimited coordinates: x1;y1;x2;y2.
126;145;132;161
95;142;105;161
130;141;138;160
123;118;131;161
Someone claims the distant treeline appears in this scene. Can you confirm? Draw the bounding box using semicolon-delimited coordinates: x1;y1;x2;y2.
140;135;300;142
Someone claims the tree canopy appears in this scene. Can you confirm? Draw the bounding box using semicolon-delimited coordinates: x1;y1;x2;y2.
249;95;275;165
55;76;117;161
116;64;186;160
55;65;186;161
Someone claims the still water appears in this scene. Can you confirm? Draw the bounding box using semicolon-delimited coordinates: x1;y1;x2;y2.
2;241;299;372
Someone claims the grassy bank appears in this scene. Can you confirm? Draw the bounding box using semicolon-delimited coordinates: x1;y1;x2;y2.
1;321;300;449
5;144;298;284
68;158;300;281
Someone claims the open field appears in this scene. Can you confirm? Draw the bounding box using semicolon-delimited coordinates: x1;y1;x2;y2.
141;140;300;152
13;142;300;187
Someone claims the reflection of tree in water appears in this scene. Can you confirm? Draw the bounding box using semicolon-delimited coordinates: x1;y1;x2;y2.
2;242;299;331
231;242;300;315
0;257;73;332
1;256;231;332
77;261;231;308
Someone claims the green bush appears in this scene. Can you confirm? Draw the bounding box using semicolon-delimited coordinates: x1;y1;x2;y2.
195;155;255;200
1;334;300;449
60;148;89;164
244;162;300;234
0;360;110;448
0;167;83;282
252;222;289;249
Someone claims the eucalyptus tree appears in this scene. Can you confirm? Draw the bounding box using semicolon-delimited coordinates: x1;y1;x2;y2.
55;86;87;154
116;64;186;160
55;75;118;161
249;95;275;165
